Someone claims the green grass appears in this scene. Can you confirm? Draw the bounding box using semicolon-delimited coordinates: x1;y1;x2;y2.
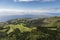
4;24;36;34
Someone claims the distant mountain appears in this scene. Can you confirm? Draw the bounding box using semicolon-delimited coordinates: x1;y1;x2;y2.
0;13;60;22
0;14;49;22
49;13;60;16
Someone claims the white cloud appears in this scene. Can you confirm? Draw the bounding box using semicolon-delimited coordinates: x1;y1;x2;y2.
19;0;34;2
14;0;34;2
41;0;56;2
13;0;56;2
0;8;60;15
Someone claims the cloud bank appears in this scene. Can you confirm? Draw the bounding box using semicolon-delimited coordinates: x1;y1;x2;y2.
14;0;56;2
0;8;60;16
42;0;56;2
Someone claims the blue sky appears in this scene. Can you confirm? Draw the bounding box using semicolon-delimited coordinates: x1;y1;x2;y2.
0;0;60;16
0;0;60;9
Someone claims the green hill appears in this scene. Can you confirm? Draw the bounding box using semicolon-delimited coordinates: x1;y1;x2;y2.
0;16;59;40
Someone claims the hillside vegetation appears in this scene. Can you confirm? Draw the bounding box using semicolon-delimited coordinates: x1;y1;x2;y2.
0;16;59;40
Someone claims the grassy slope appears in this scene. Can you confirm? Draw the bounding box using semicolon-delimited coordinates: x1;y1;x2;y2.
1;17;59;34
4;24;36;34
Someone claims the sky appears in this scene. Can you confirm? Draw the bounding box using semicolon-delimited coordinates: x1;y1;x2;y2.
0;0;60;16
